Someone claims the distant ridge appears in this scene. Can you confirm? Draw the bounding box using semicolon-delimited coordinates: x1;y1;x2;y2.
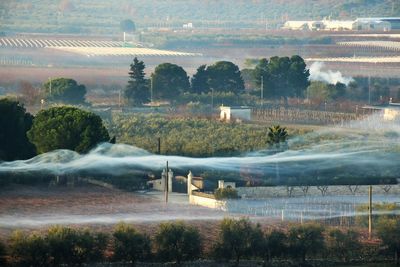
0;0;399;34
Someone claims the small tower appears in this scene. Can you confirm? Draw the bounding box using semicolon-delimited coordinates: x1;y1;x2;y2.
187;171;193;195
168;169;174;193
161;169;167;191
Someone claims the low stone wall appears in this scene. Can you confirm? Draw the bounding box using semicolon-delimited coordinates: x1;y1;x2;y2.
189;194;226;210
237;184;400;198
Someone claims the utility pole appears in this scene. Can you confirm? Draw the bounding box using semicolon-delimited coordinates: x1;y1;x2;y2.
165;161;169;203
118;90;121;107
157;137;161;154
49;77;52;96
150;75;153;104
368;75;371;105
211;88;214;109
261;76;264;106
368;185;373;240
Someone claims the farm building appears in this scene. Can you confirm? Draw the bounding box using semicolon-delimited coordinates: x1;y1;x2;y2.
363;99;400;122
354;19;391;31
218;180;236;189
358;17;400;30
283;21;324;31
283;18;392;31
323;20;356;31
383;101;400;121
220;106;252;122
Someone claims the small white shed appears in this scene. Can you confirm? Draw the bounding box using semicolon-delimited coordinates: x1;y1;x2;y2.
220;106;251;122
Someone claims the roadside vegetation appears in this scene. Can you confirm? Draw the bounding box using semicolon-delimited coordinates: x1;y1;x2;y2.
2;218;400;266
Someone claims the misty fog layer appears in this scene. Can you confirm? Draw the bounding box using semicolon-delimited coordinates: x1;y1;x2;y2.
1;113;399;181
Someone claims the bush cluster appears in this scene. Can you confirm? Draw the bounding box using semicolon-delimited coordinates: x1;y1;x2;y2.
2;218;400;266
214;188;240;200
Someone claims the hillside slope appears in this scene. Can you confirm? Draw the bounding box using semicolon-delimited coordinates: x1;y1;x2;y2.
0;0;399;34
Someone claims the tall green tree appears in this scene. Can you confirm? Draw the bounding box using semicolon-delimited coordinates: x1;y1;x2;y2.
213;218;261;266
0;98;36;161
207;61;245;94
307;81;335;102
0;239;5;266
287;224;325;262
288;55;310;97
113;223;151;265
262;230;287;262
151;63;190;101
154;221;201;264
27;106;109;154
334;82;347;99
190;64;210;94
46;226;108;266
326;229;360;263
260;55;309;105
43;78;86;104
377;218;400;264
125;57;150;105
9;231;49;266
253;58;270;97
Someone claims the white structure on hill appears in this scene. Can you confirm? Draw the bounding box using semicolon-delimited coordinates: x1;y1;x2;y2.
383;99;400;121
218;180;236;189
220;106;252;122
283;18;391;31
147;168;174;192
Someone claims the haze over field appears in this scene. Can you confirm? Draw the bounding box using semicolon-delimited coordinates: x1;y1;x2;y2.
1;113;399;182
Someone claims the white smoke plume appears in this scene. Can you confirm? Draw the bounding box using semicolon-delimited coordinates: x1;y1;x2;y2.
309;62;354;85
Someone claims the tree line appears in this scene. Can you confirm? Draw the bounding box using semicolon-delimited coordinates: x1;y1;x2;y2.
1;218;400;266
124;55;310;106
0;98;110;161
12;58;400;111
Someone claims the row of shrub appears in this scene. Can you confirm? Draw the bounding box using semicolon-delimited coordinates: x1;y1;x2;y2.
1;218;399;266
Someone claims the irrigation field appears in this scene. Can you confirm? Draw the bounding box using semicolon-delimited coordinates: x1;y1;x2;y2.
306;56;400;63
0;37;201;57
0;38;124;48
337;41;400;51
48;46;201;57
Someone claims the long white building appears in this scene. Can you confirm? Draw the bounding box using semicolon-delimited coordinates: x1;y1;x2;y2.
283;18;391;31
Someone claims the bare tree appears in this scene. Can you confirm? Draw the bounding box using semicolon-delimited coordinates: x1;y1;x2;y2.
317;186;329;196
18;81;39;106
347;185;359;195
300;186;310;197
381;185;392;194
286;186;295;197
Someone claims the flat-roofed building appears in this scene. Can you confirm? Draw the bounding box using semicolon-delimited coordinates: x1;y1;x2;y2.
283;21;325;31
358;17;400;30
354;19;391;31
283;18;393;31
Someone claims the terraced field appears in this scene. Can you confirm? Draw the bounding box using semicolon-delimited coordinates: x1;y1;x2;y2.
0;38;124;48
0;37;200;58
49;46;200;57
338;41;400;51
307;56;400;63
